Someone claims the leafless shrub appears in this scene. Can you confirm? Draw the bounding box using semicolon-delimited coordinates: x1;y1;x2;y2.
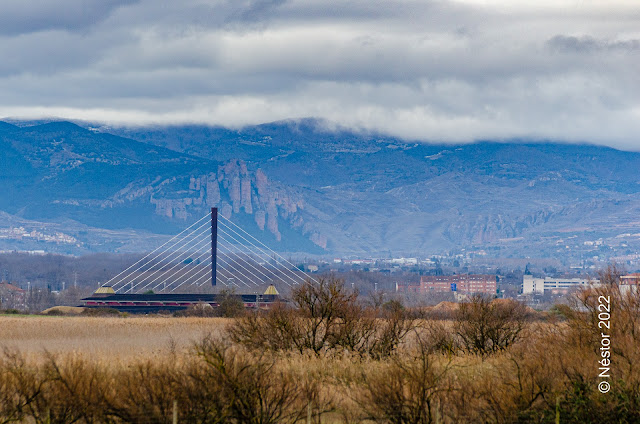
568;265;640;353
476;337;560;423
0;273;639;424
229;276;414;357
290;276;360;354
356;336;452;424
228;302;299;351
42;353;112;424
0;350;106;424
421;321;459;356
454;296;529;357
180;290;246;318
195;337;307;424
107;360;179;424
80;307;122;317
366;305;416;359
179;302;218;317
4;264;637;423
106;347;257;423
0;350;34;424
175;359;229;424
216;289;246;318
550;264;640;422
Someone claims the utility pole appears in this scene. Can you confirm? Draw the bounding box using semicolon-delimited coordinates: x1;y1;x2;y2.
173;400;178;424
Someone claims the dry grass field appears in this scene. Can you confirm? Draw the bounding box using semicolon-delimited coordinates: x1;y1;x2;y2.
0;273;638;423
0;315;229;362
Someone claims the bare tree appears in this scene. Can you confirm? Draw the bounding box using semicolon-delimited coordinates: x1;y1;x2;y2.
454;296;529;357
229;276;414;357
357;335;452;424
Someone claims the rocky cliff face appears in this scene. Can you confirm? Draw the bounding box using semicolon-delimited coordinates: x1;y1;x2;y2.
112;159;323;247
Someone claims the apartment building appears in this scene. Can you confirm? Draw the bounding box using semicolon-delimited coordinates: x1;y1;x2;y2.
522;275;599;295
397;274;497;296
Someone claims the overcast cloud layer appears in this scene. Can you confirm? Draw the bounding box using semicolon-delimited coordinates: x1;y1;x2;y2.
1;0;639;148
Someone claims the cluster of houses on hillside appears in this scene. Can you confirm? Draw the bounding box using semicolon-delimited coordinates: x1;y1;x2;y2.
0;227;77;245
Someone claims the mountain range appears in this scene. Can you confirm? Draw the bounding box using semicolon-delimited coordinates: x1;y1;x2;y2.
1;118;640;261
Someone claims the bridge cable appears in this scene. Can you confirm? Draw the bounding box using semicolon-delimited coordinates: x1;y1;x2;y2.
219;215;314;282
113;221;211;292
216;249;264;287
149;243;214;293
108;213;210;289
128;233;212;293
217;232;282;281
217;232;295;287
216;243;279;288
217;220;307;285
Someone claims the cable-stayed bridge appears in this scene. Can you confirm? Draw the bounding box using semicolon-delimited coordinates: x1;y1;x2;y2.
80;208;313;312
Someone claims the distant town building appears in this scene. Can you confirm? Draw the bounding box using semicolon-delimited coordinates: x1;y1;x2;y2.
0;282;26;310
522;274;640;295
396;274;497;296
621;274;640;283
620;274;640;294
522;275;599;295
390;258;418;265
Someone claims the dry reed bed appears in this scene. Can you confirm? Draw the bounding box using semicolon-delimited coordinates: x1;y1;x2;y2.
0;315;230;363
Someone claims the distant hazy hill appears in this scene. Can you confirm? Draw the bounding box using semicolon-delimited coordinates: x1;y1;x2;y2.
2;119;640;259
111;120;640;259
0;121;323;254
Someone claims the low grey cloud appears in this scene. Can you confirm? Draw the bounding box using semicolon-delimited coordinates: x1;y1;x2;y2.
1;0;639;149
0;0;137;35
230;0;289;23
548;35;640;53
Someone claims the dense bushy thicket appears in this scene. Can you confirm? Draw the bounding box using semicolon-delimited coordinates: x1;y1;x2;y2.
0;340;325;424
423;295;531;358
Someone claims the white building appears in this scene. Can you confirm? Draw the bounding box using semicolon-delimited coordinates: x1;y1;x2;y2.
522;275;599;295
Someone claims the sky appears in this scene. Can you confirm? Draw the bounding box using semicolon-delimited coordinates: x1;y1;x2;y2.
0;0;639;148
